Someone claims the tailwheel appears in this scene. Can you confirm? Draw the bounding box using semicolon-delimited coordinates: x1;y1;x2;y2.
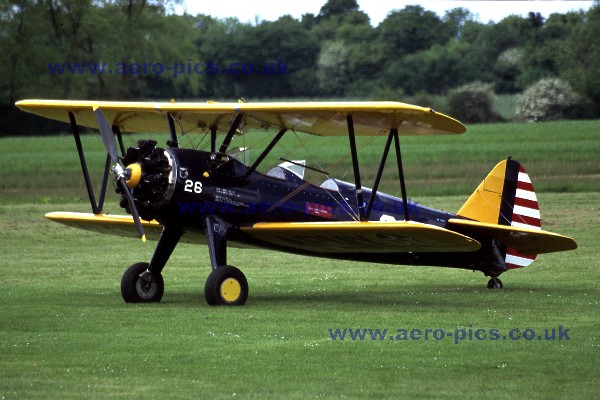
121;262;164;303
204;266;248;306
487;277;503;289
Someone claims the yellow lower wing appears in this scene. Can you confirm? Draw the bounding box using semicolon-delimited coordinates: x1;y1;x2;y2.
46;211;164;238
240;221;480;254
45;212;208;245
446;218;577;254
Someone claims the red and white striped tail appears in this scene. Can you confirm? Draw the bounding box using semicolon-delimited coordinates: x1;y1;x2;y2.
506;165;540;269
511;166;541;230
505;247;537;269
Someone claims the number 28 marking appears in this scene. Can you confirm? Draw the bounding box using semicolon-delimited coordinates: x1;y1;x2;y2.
184;179;203;194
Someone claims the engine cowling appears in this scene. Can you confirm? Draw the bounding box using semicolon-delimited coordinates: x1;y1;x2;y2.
116;140;175;221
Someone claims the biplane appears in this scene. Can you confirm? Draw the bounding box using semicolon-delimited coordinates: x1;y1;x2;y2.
15;99;577;306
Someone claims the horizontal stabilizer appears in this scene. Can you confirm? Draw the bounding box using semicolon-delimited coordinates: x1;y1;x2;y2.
240;221;481;254
446;218;577;255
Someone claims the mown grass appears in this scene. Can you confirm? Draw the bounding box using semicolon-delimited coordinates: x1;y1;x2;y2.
1;120;599;398
0;193;598;399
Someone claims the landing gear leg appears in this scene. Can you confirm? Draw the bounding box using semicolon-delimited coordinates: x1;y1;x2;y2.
203;216;248;306
484;240;506;290
121;225;183;303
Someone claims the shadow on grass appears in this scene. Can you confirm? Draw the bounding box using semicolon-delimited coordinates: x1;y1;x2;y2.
150;283;561;308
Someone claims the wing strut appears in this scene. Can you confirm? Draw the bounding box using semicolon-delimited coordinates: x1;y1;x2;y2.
244;128;287;178
218;113;243;156
392;128;410;221
166;113;179;148
68;111;111;214
365;130;395;219
210;126;217;153
113;126;126;157
347;115;366;221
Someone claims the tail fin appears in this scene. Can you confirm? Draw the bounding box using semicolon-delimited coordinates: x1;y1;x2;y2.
458;159;541;269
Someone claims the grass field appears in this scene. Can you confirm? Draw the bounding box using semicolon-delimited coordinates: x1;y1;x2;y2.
1;120;599;398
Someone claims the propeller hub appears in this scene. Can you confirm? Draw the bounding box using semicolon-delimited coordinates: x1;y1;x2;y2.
111;163;127;180
125;163;142;188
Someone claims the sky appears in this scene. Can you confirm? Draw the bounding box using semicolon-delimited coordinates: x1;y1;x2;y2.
175;1;594;25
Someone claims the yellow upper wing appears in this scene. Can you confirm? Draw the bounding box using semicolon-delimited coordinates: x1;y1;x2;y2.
15;99;465;136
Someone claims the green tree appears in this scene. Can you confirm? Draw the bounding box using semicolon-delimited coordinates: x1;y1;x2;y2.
2;0;599;135
443;7;476;40
468;15;541;92
518;11;585;90
517;78;580;121
494;47;522;93
447;82;499;123
557;5;600;117
377;6;448;57
333;11;381;97
195;16;320;98
238;16;320;98
318;0;359;19
194;16;245;97
1;0;193;101
0;1;48;103
94;0;196;99
382;40;490;96
316;40;350;96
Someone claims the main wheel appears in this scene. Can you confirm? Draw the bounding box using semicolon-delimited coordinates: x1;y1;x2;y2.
121;262;164;303
487;277;503;289
204;266;248;306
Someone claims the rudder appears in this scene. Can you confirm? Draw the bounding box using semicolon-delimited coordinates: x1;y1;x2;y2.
457;159;541;269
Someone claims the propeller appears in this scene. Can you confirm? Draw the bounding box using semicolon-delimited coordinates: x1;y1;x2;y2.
93;107;146;243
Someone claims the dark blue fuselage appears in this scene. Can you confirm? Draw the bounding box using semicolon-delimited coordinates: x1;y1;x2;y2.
163;149;456;229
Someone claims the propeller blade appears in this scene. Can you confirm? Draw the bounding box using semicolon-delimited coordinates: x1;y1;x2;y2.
118;178;147;243
94;107;145;243
93;107;119;164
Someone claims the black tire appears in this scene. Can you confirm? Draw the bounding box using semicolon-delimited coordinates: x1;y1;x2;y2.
204;265;248;306
487;277;503;289
121;262;164;303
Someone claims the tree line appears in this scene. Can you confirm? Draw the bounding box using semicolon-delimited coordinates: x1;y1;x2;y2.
1;0;599;135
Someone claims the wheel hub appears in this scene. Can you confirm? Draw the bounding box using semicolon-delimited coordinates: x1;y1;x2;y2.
220;278;242;303
136;272;158;300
